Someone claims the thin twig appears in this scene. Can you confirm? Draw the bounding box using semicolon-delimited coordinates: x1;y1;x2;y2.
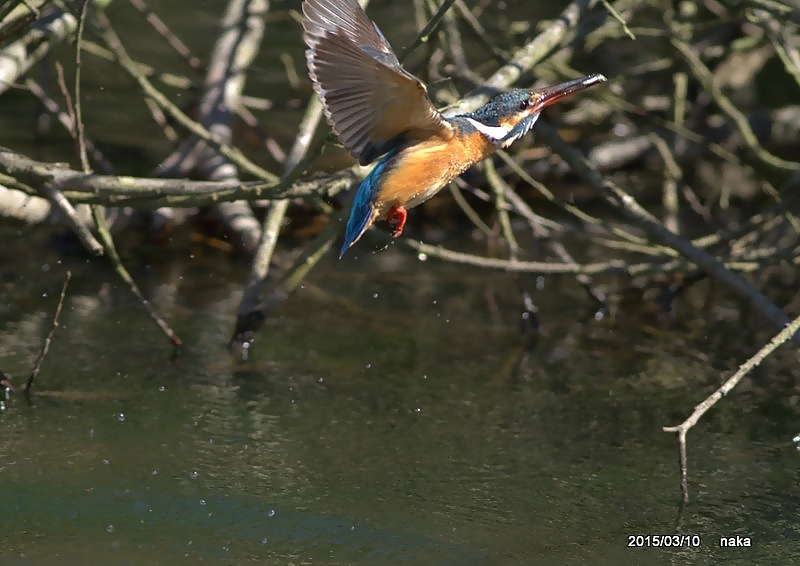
663;313;800;502
495;150;657;249
484;159;519;258
453;0;507;64
448;0;593;114
499;179;608;308
40;180;104;254
230;212;343;348
535;118;800;346
599;0;636;39
64;0;183;348
127;0;203;70
234;95;326;331
671;35;800;171
25;78;116;174
397;0;458;62
92;206;184;347
449;181;495;240
73;0;90;172
25;271;71;393
750;9;800;90
92;9;280;183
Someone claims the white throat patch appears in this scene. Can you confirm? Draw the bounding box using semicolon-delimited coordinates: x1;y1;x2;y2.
500;112;540;148
464;117;512;141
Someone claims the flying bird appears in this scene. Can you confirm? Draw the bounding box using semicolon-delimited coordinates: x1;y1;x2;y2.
302;0;606;257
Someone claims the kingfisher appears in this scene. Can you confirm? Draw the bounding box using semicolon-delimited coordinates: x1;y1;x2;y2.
302;0;606;257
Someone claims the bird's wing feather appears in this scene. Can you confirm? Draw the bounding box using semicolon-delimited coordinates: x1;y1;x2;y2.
303;0;452;165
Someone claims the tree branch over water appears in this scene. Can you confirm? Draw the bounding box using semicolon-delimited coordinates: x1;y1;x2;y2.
0;148;360;206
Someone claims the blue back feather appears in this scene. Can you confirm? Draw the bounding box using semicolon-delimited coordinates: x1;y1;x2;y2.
340;149;398;257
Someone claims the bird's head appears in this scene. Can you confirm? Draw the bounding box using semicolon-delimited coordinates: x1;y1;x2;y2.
464;74;607;148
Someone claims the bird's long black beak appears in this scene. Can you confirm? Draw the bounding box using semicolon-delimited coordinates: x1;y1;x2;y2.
532;73;607;112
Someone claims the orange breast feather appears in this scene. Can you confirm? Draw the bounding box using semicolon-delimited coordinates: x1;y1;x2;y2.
374;132;494;215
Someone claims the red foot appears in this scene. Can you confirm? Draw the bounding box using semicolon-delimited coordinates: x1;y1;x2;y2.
386;206;407;238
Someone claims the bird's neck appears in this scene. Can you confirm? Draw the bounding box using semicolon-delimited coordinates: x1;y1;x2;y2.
449;115;507;148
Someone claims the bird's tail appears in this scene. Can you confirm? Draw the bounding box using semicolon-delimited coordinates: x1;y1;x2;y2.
339;150;398;257
339;199;377;258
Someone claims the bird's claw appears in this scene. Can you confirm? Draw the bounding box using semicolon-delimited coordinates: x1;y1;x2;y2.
386;206;407;238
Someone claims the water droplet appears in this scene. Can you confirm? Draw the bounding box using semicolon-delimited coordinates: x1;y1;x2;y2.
41;292;48;297
200;499;206;506
152;470;158;476
159;386;165;392
103;459;109;464
372;293;378;298
415;407;422;414
89;429;94;437
190;471;198;480
594;310;604;321
223;546;229;552
423;375;427;380
268;509;275;517
117;413;125;423
366;363;371;369
106;524;114;533
261;537;268;544
417;252;427;261
613;122;631;136
317;377;324;383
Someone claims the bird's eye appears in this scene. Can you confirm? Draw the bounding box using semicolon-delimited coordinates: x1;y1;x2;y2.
519;100;530;111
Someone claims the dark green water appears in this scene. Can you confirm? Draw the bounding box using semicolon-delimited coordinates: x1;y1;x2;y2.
1;231;799;564
2;0;800;564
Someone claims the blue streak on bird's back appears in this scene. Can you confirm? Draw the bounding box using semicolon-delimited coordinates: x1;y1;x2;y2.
340;149;399;258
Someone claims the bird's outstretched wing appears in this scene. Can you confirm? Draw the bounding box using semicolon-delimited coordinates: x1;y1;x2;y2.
303;0;453;165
